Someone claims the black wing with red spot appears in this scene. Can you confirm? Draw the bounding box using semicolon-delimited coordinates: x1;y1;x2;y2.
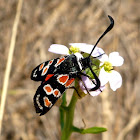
33;74;75;115
31;55;78;115
31;56;67;82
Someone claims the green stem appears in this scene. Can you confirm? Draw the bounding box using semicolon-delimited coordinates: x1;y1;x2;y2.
61;91;78;140
59;92;67;130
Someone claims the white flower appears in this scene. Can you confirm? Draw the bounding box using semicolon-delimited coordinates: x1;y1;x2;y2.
48;44;124;94
48;43;104;57
69;43;104;57
99;52;124;91
48;44;69;55
79;75;105;96
48;43;106;96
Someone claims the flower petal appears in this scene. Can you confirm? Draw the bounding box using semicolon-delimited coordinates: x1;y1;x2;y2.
89;86;105;96
69;43;105;58
99;68;110;86
48;44;69;55
91;47;105;58
69;43;93;54
109;52;124;66
80;75;94;91
79;75;105;96
108;70;122;91
99;54;109;64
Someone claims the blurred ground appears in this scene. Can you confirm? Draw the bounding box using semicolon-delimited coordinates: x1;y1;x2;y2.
0;0;140;140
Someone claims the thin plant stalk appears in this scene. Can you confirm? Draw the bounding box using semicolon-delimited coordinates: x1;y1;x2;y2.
0;0;23;135
61;91;78;140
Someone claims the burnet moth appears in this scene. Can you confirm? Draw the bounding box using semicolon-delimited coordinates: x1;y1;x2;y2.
31;15;114;116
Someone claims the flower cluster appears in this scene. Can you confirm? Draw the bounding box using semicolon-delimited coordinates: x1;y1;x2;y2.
48;43;124;96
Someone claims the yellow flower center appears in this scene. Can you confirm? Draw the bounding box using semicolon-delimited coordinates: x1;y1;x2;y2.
103;61;113;73
69;46;80;54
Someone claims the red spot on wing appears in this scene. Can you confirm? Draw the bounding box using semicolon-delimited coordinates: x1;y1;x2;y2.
53;89;61;97
55;57;65;66
65;78;75;87
42;66;49;75
54;90;59;96
45;74;54;82
45;86;51;92
44;97;52;107
43;84;53;95
39;63;44;71
43;67;48;73
58;75;69;84
49;60;53;65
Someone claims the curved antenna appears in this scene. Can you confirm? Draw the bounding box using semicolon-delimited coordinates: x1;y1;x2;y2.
88;15;114;58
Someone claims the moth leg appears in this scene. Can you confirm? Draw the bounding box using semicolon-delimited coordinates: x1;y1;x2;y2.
80;72;96;85
80;72;102;92
77;74;91;95
69;86;81;98
93;53;105;58
79;78;91;95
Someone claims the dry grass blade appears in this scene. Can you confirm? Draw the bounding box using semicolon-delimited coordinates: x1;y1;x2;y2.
0;0;23;136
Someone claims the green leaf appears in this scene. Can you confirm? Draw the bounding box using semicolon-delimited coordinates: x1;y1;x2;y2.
84;57;101;79
82;53;89;58
85;65;100;79
91;58;100;67
81;127;107;134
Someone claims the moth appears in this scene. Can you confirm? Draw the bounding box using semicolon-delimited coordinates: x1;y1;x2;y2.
31;15;114;116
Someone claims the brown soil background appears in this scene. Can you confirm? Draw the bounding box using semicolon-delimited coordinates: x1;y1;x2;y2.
0;0;140;140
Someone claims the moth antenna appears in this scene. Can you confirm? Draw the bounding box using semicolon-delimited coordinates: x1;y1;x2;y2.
88;15;114;58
